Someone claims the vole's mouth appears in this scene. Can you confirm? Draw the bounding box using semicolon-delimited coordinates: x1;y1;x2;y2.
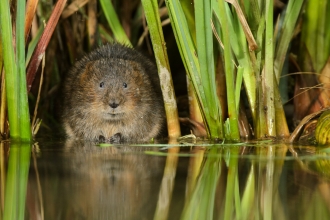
103;112;124;120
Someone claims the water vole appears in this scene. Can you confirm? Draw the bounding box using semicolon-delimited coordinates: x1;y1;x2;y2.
61;44;166;142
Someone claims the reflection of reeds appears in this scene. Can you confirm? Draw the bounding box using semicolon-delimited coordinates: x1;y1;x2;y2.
179;144;294;219
223;147;238;220
3;143;31;220
181;147;222;220
185;147;205;201
240;163;255;220
31;143;44;220
154;145;179;220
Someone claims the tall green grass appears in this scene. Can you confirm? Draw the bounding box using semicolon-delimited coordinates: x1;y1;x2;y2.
0;0;31;141
166;0;226;139
0;0;324;142
164;0;306;140
214;0;240;140
0;0;68;140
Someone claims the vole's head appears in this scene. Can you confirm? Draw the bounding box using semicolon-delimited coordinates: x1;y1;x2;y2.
79;58;153;121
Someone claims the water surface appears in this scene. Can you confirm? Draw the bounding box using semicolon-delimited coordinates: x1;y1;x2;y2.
2;140;330;220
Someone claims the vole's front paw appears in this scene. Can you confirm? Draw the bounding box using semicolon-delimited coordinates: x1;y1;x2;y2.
109;133;122;144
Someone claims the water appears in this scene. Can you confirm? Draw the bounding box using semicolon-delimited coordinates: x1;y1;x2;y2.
2;140;330;220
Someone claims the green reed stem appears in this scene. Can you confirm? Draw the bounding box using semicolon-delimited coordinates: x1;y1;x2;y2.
141;0;181;139
216;0;240;140
165;0;211;136
17;0;31;140
26;25;44;65
301;0;330;72
263;0;276;137
181;0;196;43
213;2;257;122
274;0;305;81
247;0;261;38
0;0;31;140
274;77;289;137
0;34;3;72
0;0;19;138
0;0;32;140
195;1;223;139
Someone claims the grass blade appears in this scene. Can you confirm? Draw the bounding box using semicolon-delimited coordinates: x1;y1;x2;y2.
274;0;305;80
215;0;240;140
99;24;115;43
166;0;226;139
99;0;131;46
235;66;243;111
263;0;276;137
165;0;210;135
26;25;44;66
195;0;223;139
61;0;89;19
26;0;67;92
225;0;257;51
24;0;39;42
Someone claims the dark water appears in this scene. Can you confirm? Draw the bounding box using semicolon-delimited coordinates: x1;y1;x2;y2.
2;140;330;220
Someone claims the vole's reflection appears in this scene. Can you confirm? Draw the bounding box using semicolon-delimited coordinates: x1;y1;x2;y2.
29;140;166;220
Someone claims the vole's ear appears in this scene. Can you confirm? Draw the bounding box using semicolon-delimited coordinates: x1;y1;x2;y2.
130;61;143;81
80;61;95;83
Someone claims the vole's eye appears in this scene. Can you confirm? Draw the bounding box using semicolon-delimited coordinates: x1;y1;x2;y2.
99;82;105;88
123;82;127;88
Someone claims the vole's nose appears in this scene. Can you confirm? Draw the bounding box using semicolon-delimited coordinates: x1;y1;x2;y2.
109;102;119;109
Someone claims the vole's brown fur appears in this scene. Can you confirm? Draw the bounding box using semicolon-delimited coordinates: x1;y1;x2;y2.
61;44;166;142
